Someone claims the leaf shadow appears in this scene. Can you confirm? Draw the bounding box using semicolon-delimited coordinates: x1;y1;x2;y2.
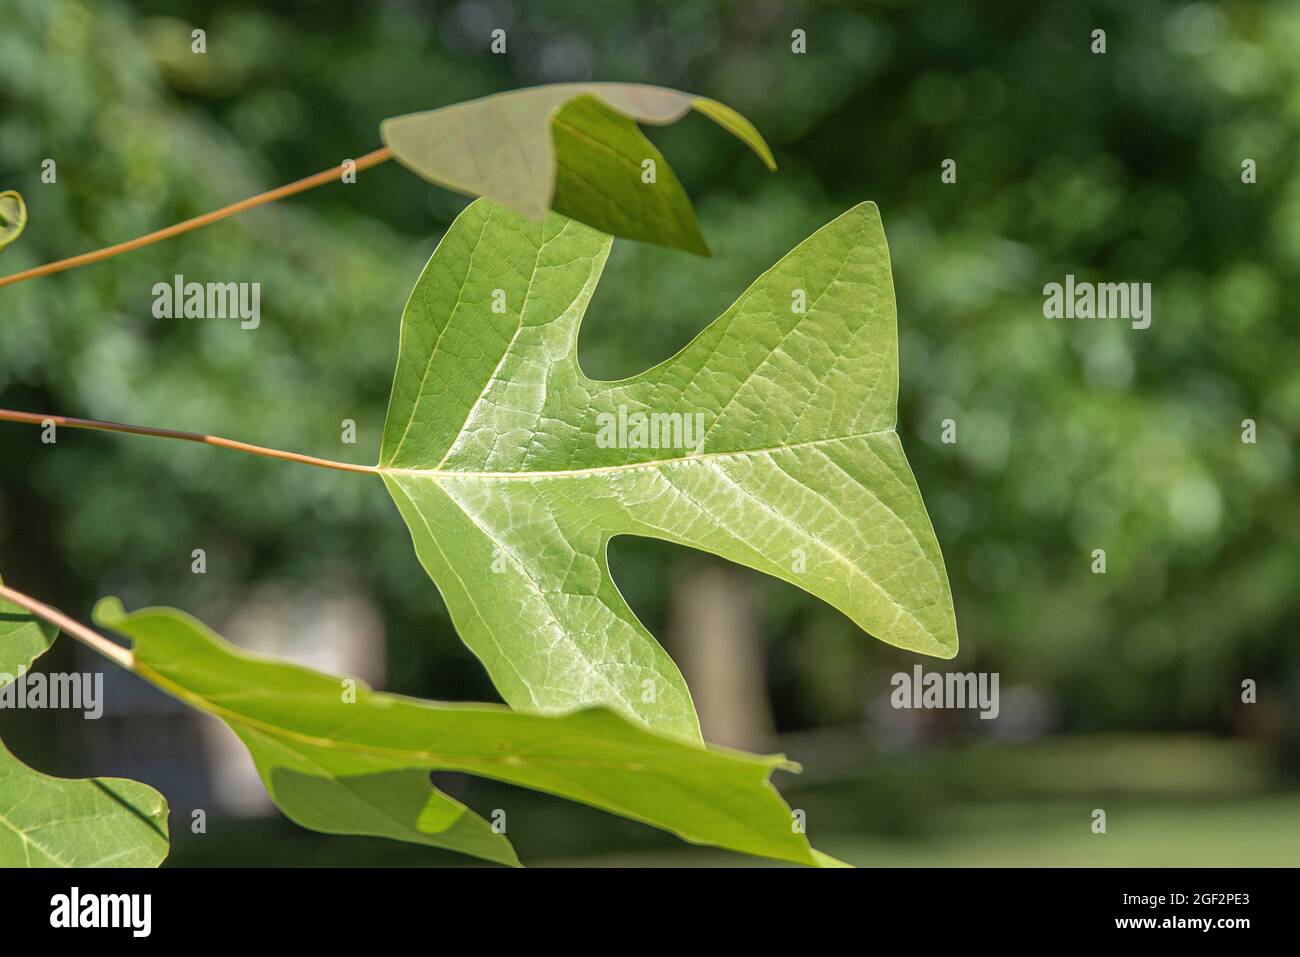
91;779;168;843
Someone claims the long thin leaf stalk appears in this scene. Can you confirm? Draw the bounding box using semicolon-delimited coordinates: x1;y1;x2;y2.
0;408;377;475
0;147;393;289
0;584;133;670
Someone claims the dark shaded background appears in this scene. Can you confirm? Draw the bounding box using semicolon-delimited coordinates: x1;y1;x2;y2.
1;0;1297;864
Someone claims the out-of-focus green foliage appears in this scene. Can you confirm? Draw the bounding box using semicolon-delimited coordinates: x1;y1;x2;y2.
0;0;1296;762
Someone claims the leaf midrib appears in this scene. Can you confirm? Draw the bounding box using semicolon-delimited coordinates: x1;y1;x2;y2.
379;425;898;481
130;657;811;863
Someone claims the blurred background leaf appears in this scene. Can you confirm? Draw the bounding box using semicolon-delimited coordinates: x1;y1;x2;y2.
0;191;27;252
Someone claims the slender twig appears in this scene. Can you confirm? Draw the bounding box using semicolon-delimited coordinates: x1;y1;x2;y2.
0;408;377;475
0;147;393;289
0;584;133;670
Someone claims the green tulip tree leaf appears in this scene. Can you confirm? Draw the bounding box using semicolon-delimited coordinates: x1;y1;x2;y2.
0;578;169;867
378;199;958;744
0;191;27;252
0;743;169;868
0;578;55;674
381;83;775;255
94;599;827;867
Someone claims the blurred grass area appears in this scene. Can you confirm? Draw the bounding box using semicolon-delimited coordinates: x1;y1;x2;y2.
163;732;1300;867
820;797;1300;867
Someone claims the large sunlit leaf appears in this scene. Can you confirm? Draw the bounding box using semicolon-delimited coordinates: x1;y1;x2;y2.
94;599;826;867
0;191;26;252
0;578;169;868
379;199;958;743
381;83;775;255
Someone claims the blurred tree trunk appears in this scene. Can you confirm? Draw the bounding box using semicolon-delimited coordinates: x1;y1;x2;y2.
668;561;775;751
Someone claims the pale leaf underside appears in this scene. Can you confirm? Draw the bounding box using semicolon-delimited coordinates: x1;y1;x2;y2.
378;199;958;743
